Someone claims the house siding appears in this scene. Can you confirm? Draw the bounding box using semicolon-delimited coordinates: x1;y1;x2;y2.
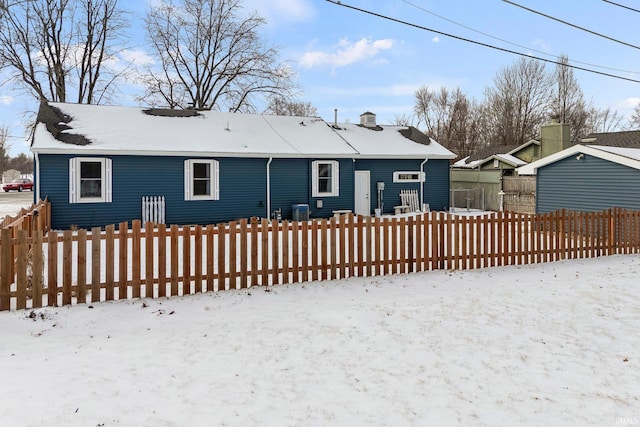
309;158;355;217
39;155;363;229
39;154;268;229
270;158;309;219
536;155;640;213
355;158;450;213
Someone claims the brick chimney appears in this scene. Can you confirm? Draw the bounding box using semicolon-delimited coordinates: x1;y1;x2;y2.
540;115;570;158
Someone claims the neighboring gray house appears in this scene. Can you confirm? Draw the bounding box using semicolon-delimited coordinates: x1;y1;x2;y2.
518;144;640;213
30;102;456;230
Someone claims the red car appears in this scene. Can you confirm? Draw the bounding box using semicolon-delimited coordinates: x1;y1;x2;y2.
2;179;34;192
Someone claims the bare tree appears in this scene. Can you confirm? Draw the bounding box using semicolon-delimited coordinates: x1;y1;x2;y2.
265;96;317;117
390;113;415;127
143;0;295;111
630;103;640;130
7;153;34;174
483;57;553;146
0;126;10;175
552;55;590;140
586;106;625;134
414;86;482;159
0;0;128;104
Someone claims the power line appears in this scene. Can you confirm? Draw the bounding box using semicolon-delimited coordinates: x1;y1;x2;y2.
602;0;640;14
325;0;640;84
502;0;640;50
400;0;640;75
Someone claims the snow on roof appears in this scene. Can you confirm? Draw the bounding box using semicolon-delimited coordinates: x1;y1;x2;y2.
517;144;640;175
31;102;455;159
589;145;640;161
493;153;528;167
335;123;455;159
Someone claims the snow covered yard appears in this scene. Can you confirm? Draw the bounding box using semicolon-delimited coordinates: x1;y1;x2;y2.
1;254;639;426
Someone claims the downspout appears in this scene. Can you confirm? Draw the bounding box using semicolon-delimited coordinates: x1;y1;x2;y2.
266;157;273;219
420;158;428;210
34;152;40;202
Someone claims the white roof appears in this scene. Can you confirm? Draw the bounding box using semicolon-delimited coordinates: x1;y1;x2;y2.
334;123;455;159
493;153;528;167
31;102;455;159
517;144;640;175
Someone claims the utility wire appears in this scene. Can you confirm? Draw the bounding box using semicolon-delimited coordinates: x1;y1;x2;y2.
400;0;640;75
325;0;640;84
503;0;640;50
602;0;640;14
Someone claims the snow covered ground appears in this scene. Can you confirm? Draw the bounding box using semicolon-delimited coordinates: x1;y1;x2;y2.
0;197;32;220
2;199;640;426
1;252;639;426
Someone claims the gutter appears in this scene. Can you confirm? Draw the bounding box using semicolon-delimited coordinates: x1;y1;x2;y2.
266;157;273;219
420;158;428;209
34;152;41;202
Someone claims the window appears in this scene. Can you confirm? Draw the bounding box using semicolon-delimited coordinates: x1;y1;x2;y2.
184;159;219;201
69;157;112;203
392;171;425;183
312;160;339;197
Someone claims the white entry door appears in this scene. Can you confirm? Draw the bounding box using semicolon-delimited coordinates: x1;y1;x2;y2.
354;170;370;216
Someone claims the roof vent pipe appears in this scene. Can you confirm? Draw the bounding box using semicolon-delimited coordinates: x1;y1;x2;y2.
334;108;338;127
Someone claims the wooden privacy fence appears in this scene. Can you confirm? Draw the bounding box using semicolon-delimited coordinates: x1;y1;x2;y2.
1;208;640;311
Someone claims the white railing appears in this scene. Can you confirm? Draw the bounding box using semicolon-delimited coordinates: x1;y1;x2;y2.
142;196;165;224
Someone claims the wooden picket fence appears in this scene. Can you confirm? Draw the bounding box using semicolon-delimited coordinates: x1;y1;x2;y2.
1;208;639;311
0;198;50;234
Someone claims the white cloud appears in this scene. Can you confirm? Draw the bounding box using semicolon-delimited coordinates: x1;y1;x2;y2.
245;0;314;24
531;39;551;52
622;97;640;108
0;95;14;106
432;36;440;43
321;83;420;97
300;37;394;69
119;49;155;67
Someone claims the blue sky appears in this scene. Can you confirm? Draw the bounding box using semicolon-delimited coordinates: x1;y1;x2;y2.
2;0;640;156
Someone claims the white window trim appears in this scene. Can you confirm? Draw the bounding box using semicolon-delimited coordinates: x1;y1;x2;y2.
392;171;425;183
312;160;339;197
184;159;220;201
69;157;112;203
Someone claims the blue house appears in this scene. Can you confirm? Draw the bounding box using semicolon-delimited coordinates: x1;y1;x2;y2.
30;102;455;229
518;143;640;213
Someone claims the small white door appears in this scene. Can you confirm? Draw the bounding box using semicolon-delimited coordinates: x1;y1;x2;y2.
354;170;370;216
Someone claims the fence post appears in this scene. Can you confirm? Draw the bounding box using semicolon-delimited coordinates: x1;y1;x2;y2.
106;224;116;300
261;218;269;285
77;229;87;304
48;231;58;307
118;222;129;299
144;223;155;298
91;227;101;303
32;230;44;309
16;230;28;310
609;208;617;255
0;228;12;311
62;230;73;306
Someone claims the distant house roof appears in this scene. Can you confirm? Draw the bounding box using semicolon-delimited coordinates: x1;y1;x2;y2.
580;130;640;148
518;144;640;175
454;139;539;168
493;153;528;167
461;144;520;164
31;102;456;160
